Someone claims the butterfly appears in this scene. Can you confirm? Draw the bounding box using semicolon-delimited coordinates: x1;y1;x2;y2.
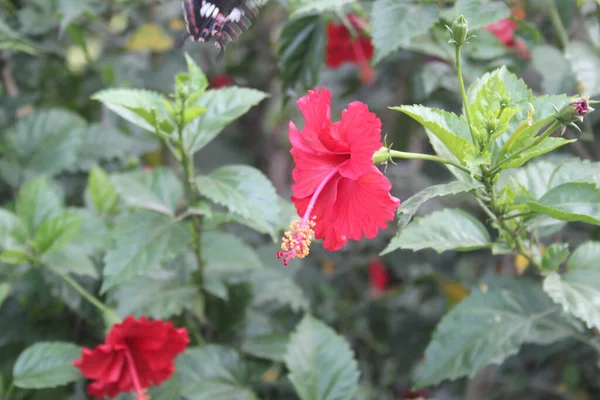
179;0;268;58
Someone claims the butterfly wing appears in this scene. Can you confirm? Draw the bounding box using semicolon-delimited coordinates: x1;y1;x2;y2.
180;0;267;56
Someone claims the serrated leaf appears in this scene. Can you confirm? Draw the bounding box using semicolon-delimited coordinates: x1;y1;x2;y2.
467;66;531;108
196;165;280;239
285;314;359;400
13;342;82;389
544;241;600;330
92;88;174;134
526;182;600;226
395;180;484;229
183;87;268;153
242;334;289;362
0;209;28;250
288;0;354;16
392;105;473;162
87;165;118;214
416;279;576;387
102;211;191;292
449;0;510;30
501;138;576;170
16;176;63;235
383;208;490;254
40;245;98;278
372;0;439;63
33;212;82;255
203;232;263;281
177;345;258;400
111;168;184;217
278;15;325;94
183;53;209;96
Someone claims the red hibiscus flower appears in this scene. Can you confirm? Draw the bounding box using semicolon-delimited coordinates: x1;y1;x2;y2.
277;87;400;265
73;316;189;399
369;259;389;294
210;73;233;88
485;18;530;59
326;14;375;84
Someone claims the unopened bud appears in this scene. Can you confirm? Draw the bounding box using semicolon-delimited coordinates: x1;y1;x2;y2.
500;94;511;108
450;16;469;45
556;98;593;125
486;115;499;133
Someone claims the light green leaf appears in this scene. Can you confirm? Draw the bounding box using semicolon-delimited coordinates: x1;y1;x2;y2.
92;88;174;134
0;209;28;250
288;0;354;16
183;52;209;96
395;180;484;229
183;87;268;153
40;245;98;278
72;124;136;171
416;279;576;387
196;165;280;239
566;41;600;96
383;208;490;254
177;345;258;400
532;45;576;95
501;138;576;170
467;66;531;108
242;334;289;362
0;283;11;308
102;211;191;292
203;232;263;281
13;342;82;389
278;15;325;94
111;168;184;217
372;0;439;63
526;182;600;226
248;268;309;312
87;165;118;214
16;176;63;235
33;212;82;255
550;159;600;189
285;315;359;400
391;105;473;161
541;243;569;271
544;241;600;330
450;0;510;30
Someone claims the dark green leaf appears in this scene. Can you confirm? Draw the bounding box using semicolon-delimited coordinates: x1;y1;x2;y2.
40;245;98;278
285;315;360;400
16;176;63;235
71;124;136;171
203;232;263;282
13;342;82;389
242;334;289;362
526;182;600;226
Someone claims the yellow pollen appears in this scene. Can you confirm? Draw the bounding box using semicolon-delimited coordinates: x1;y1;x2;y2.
278;217;317;263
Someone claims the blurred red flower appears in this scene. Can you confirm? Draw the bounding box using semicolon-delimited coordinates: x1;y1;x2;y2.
369;259;389;293
73;316;189;400
325;14;375;83
485;18;530;59
277;87;400;265
210;73;233;88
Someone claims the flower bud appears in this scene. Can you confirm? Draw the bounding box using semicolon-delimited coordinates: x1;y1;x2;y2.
486;115;499;133
451;16;469;45
500;94;511;108
555;98;593;125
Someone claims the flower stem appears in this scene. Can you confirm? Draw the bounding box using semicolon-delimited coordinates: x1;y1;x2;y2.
549;1;569;50
384;149;473;175
455;44;477;146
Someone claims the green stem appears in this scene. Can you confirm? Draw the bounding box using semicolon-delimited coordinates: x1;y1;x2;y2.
455;44;477;146
502;211;533;221
490;119;562;175
3;383;14;400
386;149;474;175
549;1;569;50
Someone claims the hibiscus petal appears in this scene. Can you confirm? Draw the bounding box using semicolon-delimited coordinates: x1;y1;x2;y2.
334;102;382;179
295;88;332;154
74;345;123;380
291;147;345;198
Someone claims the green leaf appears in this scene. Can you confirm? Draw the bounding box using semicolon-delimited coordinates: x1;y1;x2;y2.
0;283;11;308
71;124;136;171
16;176;63;235
285;314;360;400
196;165;280;239
278;15;325;95
92;88;174;134
449;0;510;30
40;245;98;278
33;212;82;255
543;241;600;330
2;109;85;183
526;182;600;226
242;334;289;362
395;180;484;229
383;208;490;254
183;87;268;153
0;209;28;250
87;165;118;214
248;268;309;312
501;138;576;170
372;0;439;63
177;345;258;400
416;279;576;387
182;52;209;96
203;232;264;282
532;45;577;95
13;342;82;389
288;0;354;16
566;41;600;96
549;159;600;189
111;168;184;217
541;243;569;271
392;105;473;162
467;66;531;109
102;211;191;292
